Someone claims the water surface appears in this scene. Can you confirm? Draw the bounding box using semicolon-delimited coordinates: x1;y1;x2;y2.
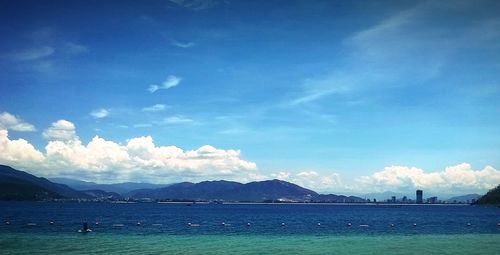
1;202;499;254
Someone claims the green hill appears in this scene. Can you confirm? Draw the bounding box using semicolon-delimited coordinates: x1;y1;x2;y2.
0;165;90;200
476;185;500;205
0;175;62;200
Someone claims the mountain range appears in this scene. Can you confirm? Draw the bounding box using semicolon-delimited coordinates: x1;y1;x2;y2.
446;194;481;203
49;177;168;194
0;164;365;202
0;165;90;200
129;180;318;202
1;164;491;204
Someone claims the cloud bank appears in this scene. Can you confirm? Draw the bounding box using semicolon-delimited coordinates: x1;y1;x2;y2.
0;111;498;194
0;130;45;168
1;119;256;183
356;164;500;195
270;171;343;192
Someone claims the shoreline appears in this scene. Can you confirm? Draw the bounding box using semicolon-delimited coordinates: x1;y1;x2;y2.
156;201;473;206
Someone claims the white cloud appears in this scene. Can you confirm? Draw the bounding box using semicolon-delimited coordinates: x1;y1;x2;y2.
11;46;54;61
271;171;291;180
133;115;194;128
0;120;257;183
0;112;36;132
267;164;500;195
148;75;181;93
42;137;257;182
294;171;343;191
171;40;195;48
218;128;247;135
89;108;109;119
42;120;78;141
291;2;499;105
133;123;153;128
142;104;167;112
0;129;45;168
159;115;193;124
270;170;343;192
357;163;500;194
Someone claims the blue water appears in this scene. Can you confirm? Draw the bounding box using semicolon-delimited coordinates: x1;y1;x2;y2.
1;202;499;236
1;202;500;254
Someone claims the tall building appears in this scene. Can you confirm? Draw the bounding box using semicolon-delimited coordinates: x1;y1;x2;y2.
416;190;423;204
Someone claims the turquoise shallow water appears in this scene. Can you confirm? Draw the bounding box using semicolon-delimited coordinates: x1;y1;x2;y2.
1;233;499;255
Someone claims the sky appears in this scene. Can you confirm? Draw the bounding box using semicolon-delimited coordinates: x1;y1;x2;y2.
1;0;500;197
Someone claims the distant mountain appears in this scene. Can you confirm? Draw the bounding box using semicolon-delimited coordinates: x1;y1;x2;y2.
313;194;366;203
1;165;365;203
0;165;90;200
0;175;62;200
446;194;481;203
50;177;168;194
476;185;500;205
224;180;317;201
132;179;322;202
82;190;122;200
131;180;243;200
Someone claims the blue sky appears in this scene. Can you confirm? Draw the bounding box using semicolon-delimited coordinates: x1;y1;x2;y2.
1;0;500;196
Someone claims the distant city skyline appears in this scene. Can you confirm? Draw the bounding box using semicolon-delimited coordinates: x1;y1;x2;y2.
1;0;500;195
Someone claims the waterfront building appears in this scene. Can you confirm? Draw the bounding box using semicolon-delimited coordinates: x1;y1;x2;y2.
416;190;423;204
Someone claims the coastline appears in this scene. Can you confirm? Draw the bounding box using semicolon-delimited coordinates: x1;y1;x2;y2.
156;201;473;206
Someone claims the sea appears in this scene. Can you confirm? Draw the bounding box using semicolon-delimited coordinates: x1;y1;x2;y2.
0;202;499;254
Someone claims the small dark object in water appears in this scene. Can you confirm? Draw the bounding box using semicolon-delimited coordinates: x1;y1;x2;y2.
78;222;92;233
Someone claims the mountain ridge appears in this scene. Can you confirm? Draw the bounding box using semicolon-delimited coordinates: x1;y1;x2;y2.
476;185;500;205
0;165;90;200
49;177;168;194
